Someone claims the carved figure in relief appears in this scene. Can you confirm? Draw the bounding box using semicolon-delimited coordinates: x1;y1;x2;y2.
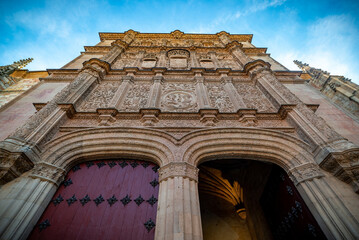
163;91;194;109
161;83;198;112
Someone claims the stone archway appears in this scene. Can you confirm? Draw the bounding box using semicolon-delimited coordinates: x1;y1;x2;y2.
0;127;176;240
1;127;358;240
175;128;359;240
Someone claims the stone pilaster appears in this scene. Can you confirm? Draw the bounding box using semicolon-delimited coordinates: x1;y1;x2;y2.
155;162;202;240
101;40;128;64
296;176;359;239
194;72;211;109
101;30;134;64
108;73;134;109
147;70;164;108
190;49;200;68
220;71;246;110
226;41;251;68
157;50;167;68
0;162;65;240
208;52;219;68
134;51;145;67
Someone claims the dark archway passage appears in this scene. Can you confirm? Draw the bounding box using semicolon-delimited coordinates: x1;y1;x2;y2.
28;159;159;240
198;160;326;240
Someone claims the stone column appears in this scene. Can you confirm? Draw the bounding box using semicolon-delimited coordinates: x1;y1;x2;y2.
194;72;211;109
155;162;202;240
288;163;359;240
0;162;65;240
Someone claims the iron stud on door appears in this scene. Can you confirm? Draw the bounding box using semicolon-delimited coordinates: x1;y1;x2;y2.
107;195;118;206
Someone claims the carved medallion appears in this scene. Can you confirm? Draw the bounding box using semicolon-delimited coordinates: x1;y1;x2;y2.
161;83;198;112
162;91;196;110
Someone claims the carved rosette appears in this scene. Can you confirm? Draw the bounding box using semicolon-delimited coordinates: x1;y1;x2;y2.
0;151;34;185
288;163;324;185
320;150;359;193
29;162;66;186
159;162;199;182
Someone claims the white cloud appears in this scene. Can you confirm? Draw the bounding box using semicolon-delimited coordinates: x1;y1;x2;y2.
276;14;359;84
235;0;287;18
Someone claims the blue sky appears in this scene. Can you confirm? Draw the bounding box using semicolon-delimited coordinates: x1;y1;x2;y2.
1;0;358;84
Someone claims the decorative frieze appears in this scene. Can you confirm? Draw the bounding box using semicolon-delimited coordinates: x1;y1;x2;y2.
288;163;324;185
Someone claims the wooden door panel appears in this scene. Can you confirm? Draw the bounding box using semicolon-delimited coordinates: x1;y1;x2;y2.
28;160;159;240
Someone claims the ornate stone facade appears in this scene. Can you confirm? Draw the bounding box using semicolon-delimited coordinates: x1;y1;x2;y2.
294;60;359;119
0;30;359;240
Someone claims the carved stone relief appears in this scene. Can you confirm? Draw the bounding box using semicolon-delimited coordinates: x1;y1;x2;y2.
235;83;276;112
78;82;120;111
160;83;198;112
217;54;241;70
141;54;157;69
112;52;138;69
206;83;235;112
120;82;151;112
198;54;215;69
167;49;190;69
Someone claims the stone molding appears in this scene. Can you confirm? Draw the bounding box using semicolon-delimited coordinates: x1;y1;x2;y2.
29;162;66;186
288;162;324;185
320;150;359;193
159;162;199;182
0;151;34;185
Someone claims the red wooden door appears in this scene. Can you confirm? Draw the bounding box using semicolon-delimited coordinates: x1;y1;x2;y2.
28;159;159;240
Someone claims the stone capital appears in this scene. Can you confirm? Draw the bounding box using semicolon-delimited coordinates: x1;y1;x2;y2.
288;162;324;185
0;151;34;185
319;150;359;193
81;58;111;82
29;162;66;186
159;162;199;182
111;39;129;50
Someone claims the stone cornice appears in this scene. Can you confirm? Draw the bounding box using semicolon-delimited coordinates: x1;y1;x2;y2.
100;31;253;42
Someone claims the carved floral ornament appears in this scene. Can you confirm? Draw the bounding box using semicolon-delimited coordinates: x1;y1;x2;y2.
288;162;324;185
30;162;66;186
167;49;190;58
